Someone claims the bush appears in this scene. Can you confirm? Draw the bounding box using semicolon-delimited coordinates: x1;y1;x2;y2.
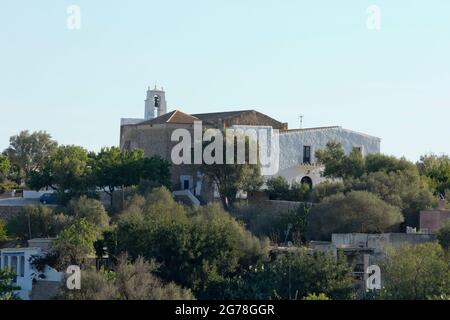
66;196;110;231
380;242;450;299
58;254;193;300
310;181;345;203
347;170;436;228
303;293;330;300
437;219;450;250
265;176;311;201
6;205;71;239
306;191;404;240
206;250;355;300
266;176;290;200
235;203;310;245
115;187;268;296
0;181;20;195
0;220;7;242
0;269;20;300
52;218;100;267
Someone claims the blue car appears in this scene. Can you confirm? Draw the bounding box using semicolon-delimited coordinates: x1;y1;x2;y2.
39;193;56;205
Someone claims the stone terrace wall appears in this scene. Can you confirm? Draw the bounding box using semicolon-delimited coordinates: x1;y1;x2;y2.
0;206;22;220
259;200;304;214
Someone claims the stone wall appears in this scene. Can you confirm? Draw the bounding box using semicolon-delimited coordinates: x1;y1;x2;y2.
420;210;450;233
0;206;22;220
259;200;304;214
332;233;436;255
234;200;306;221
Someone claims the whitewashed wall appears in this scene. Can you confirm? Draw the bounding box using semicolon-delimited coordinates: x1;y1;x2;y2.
278;127;381;172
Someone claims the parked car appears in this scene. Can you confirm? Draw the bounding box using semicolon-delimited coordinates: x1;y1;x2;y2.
39;193;56;205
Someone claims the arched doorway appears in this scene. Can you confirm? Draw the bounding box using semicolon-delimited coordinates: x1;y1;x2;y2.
300;176;313;190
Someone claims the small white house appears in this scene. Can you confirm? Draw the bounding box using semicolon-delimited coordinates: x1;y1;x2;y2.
0;239;63;300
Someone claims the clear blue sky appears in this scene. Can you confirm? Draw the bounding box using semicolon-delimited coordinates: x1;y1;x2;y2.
1;0;449;161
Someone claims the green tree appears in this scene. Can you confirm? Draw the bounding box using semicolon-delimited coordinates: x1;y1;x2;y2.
4;130;57;183
437;219;450;250
58;267;118;300
316;142;416;180
27;166;53;192
92;147;141;207
381;242;450;300
289;180;312;202
58;254;194;300
199;131;263;210
265;176;312;202
0;269;19;300
92;147;171;207
342;147;365;178
315;141;346;178
234;202;310;245
417;154;450;196
28;145;94;203
6;205;71;239
113;254;193;300
348;169;436;228
0;154;10;180
365;153;416;174
138;156;172;190
49;145;92;195
310;181;345;203
303;293;331;300
266;176;290;200
115;187;268;296
52;218;100;267
306;191;404;240
66;196;110;231
206;250;354;300
0;219;8;242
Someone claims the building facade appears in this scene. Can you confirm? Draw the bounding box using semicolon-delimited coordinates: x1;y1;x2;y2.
0;239;63;300
120;87;381;203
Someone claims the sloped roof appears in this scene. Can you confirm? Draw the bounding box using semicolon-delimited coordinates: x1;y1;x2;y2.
192;109;286;129
139;110;200;125
191;110;255;123
135;109;286;129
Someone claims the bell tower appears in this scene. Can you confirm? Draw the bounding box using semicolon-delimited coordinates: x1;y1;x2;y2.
144;85;167;120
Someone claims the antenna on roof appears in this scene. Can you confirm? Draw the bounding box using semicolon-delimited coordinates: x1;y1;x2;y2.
299;115;304;129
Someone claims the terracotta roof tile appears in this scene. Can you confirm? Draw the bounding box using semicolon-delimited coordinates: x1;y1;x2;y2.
139;110;200;125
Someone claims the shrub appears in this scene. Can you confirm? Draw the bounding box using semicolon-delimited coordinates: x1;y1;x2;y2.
115;187;268;296
266;176;290;200
206;250;355;300
310;181;345;203
52;218;100;267
66;196;110;231
0;220;7;242
437;219;450;250
380;242;450;299
6;205;71;239
57;254;194;300
306;191;404;240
